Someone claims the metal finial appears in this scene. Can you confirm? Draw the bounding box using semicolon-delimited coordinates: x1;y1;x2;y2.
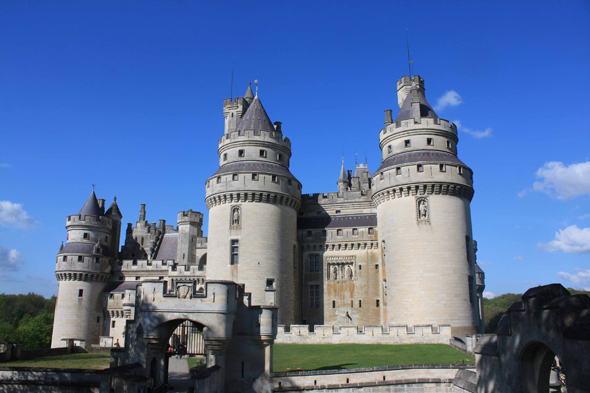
255;79;259;97
355;150;358;166
114;196;117;202
92;184;95;191
406;29;413;78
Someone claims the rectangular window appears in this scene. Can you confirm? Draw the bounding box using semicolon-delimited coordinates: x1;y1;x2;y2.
321;230;327;237
232;174;238;181
375;264;379;269
266;278;275;289
387;145;392;153
335;210;341;214
380;172;384;180
306;230;312;238
223;153;227;161
252;173;258;181
95;257;100;263
62;256;67;262
376;299;380;307
238;149;245;157
288;179;292;185
404;139;411;147
217;176;222;183
359;299;362;308
97;316;100;323
231;240;239;265
112;320;116;328
368;228;374;235
332;300;336;309
78;256;83;262
468;275;474;304
272;175;278;182
417;164;424;172
447;140;452;149
427;138;434;146
352;228;358;235
83;233;89;239
109;294;114;299
309;254;320;272
277;153;283;161
259;149;267;158
396;167;402;175
78;289;83;298
309;285;320;308
440;164;446;172
337;229;343;236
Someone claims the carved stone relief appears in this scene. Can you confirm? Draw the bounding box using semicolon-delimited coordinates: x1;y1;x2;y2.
326;256;356;282
416;196;430;224
177;284;192;299
230;205;241;229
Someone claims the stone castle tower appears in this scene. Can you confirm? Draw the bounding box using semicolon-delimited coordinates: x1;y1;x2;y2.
372;75;479;335
51;192;122;347
205;84;302;325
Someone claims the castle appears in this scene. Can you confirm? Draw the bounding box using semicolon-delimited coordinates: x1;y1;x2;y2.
51;75;486;351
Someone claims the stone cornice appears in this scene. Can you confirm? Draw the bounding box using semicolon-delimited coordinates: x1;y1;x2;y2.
372;182;474;207
206;191;301;211
56;272;110;282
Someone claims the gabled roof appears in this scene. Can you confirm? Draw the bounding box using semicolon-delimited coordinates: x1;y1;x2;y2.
236;96;275;135
105;199;122;217
78;191;102;217
394;85;438;123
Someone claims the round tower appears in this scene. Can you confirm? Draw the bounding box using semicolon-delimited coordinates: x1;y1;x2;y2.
51;191;115;348
372;76;480;336
205;86;301;324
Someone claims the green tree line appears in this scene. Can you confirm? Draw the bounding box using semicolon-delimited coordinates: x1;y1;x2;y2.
0;293;56;350
483;288;590;333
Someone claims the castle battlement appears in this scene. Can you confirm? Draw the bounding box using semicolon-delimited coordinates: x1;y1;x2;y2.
118;259;205;276
381;117;457;137
177;210;203;225
66;214;112;228
218;129;291;149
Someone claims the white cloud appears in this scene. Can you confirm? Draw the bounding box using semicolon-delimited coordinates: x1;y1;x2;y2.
0;163;10;168
579;214;590;220
0;200;35;229
0;246;24;271
539;225;590;254
557;269;590;291
454;120;492;139
434;90;463;111
533;161;590;200
513;256;526;261
483;291;496;299
518;190;527;198
477;261;495;266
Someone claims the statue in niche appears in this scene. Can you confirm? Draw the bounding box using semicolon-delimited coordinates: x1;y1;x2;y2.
177;285;191;299
346;265;353;280
417;198;429;221
332;266;338;280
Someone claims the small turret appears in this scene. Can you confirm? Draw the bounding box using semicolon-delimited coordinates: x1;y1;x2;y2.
337;158;349;193
105;197;123;260
244;81;254;105
177;210;204;265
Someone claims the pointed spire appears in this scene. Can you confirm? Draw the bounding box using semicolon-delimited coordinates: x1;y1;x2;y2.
244;81;254;104
78;191;102;217
235;96;275;135
338;157;348;184
105;196;122;218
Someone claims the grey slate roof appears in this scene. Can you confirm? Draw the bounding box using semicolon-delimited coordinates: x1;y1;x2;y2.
244;82;254;100
298;214;377;230
475;263;484;273
236;96;275;135
394;86;438;124
103;281;141;293
105;200;122;217
213;161;297;179
155;233;178;261
376;150;468;173
58;242;112;257
78;191;103;217
338;162;348;183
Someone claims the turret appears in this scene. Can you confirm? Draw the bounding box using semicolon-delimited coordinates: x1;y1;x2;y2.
105;197;122;260
373;75;480;336
337;159;349;193
206;86;302;324
177;209;203;265
51;191;115;348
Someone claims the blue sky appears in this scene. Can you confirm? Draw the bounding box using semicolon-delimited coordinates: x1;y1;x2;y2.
1;1;589;298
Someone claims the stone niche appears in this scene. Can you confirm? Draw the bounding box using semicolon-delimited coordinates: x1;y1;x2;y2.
326;256;356;282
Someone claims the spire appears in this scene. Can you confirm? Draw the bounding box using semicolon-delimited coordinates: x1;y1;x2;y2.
338;157;349;185
78;191;102;218
244;81;254;104
235;96;275;135
105;197;122;218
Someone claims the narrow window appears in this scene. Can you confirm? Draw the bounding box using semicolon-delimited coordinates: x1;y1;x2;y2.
375;264;379;269
309;254;319;272
266;278;275;289
321;230;327;237
252;173;258;180
368;228;374;235
458;166;463;175
332;300;336;309
105;236;109;242
238;149;245;157
207;180;210;187
231;240;239;265
358;300;362;308
97;316;100;323
387;145;392;153
78;256;83;262
217;176;221;183
359;265;362;271
439;164;446;172
427;138;434;146
335;210;341;214
223;153;228;161
376;299;380;307
307;230;312;238
404;139;411;147
272;175;278;182
95;257;100;263
351;300;354;307
380;172;384;180
310;285;320;308
232;174;238;181
417;164;424;172
78;289;84;297
447;140;452;149
112;320;116;328
62;256;67;262
288;179;292;185
337;229;343;236
83;233;89;239
259;149;267;158
396;167;402;175
352;228;358;235
277;153;283;161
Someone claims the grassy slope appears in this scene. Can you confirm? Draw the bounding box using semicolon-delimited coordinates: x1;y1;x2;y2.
3;352;111;369
273;344;474;372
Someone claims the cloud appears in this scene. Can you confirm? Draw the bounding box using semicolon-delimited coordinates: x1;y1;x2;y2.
477;261;495;266
539;225;590;253
0;246;24;271
557;269;590;291
0;200;35;229
578;214;590;220
523;280;539;286
532;161;590;200
517;190;527;198
513;256;526;261
454;120;492;139
434;90;463;112
483;291;496;299
0;163;11;168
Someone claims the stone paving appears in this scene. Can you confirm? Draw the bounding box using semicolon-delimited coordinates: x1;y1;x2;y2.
167;357;194;392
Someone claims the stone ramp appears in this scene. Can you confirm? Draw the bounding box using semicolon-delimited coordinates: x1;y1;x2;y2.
167;357;194;392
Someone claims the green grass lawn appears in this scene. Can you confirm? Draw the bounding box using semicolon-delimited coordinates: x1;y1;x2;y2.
3;352;111;370
187;356;206;369
273;344;474;372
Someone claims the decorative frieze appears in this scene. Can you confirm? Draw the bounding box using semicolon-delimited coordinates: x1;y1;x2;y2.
326;255;356;282
55;272;110;282
206;191;300;211
372;182;474;207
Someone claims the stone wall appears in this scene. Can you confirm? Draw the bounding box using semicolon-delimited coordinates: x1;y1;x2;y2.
271;364;474;392
276;324;452;344
0;367;107;393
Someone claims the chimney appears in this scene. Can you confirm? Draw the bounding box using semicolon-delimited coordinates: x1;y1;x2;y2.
384;109;393;125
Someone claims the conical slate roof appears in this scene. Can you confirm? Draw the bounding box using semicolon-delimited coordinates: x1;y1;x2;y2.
394;85;438;123
78;191;102;217
244;82;254;100
338;160;348;183
236;96;275;135
105;198;122;217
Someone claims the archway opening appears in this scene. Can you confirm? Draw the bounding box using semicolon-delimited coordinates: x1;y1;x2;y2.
520;342;566;393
